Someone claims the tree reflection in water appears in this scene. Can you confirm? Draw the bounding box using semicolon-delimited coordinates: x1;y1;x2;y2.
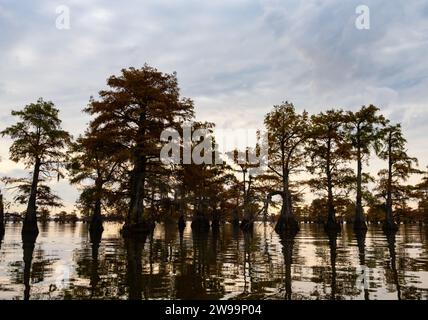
327;230;338;300
355;229;370;300
385;230;401;300
22;233;37;300
1;222;427;300
279;232;296;300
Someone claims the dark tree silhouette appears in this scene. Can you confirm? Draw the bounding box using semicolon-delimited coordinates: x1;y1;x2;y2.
1;98;70;236
375;123;420;231
85;65;194;236
68;127;126;237
264;102;309;233
307;109;353;231
346;105;385;231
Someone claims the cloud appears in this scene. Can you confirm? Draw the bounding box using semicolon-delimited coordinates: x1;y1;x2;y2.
1;0;427;211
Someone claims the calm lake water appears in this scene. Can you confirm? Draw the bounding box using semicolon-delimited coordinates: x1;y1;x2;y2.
0;222;427;300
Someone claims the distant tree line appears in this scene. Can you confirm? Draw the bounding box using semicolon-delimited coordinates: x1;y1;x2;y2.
0;64;427;241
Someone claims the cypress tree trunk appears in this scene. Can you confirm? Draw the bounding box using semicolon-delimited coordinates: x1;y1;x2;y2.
211;209;220;230
325;136;340;232
0;192;4;234
232;208;240;227
23;157;41;235
240;170;253;232
90;177;104;237
123;109;155;237
123;155;153;236
191;193;209;231
275;173;299;234
383;133;398;232
354;142;367;231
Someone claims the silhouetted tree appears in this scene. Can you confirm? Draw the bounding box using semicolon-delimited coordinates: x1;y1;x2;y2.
68;127;126;235
345;105;384;231
375;123;420;231
1;98;71;235
229;147;263;231
85;65;194;236
264;102;309;233
307;109;353;230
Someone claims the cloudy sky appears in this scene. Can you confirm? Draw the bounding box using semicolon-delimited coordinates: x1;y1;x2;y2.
1;0;428;212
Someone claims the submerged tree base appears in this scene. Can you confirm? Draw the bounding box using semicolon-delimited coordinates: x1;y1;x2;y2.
178;215;186;232
324;220;342;233
89;216;104;236
211;219;220;231
121;220;155;238
382;220;399;233
240;218;254;233
275;216;299;236
353;220;368;232
191;215;210;232
21;221;39;238
89;218;103;245
231;218;240;228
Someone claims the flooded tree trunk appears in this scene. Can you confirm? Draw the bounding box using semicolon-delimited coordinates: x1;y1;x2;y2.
123;154;154;236
275;174;299;235
231;208;240;227
191;195;210;231
354;143;367;231
23;157;41;236
191;210;210;232
89;178;104;237
0;192;4;235
240;171;253;232
240;206;253;232
240;211;253;232
383;135;398;232
211;209;220;231
177;189;186;232
178;214;186;232
325;136;340;232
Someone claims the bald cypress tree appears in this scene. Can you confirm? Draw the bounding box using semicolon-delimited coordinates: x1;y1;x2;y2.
1;98;70;236
264;102;309;233
346;105;385;231
85;65;194;236
375;123;420;231
68;127;127;237
307;109;353;231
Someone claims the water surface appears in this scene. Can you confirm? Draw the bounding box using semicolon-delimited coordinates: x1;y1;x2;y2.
0;222;427;300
